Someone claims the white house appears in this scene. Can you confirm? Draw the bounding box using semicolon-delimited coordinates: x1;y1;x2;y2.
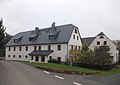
82;32;119;63
5;23;82;62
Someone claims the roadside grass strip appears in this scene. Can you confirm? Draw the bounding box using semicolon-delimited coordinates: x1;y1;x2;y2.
23;61;120;76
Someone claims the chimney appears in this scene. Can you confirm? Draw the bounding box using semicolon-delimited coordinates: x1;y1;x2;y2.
35;27;39;34
51;22;56;31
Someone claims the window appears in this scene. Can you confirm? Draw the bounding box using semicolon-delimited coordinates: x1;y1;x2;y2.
48;45;51;50
57;57;61;62
13;55;15;58
31;56;33;60
39;46;41;50
104;41;107;45
19;55;21;58
8;47;11;51
71;45;73;50
77;36;79;40
8;55;10;57
73;35;75;39
75;46;77;50
25;55;28;58
26;46;28;51
34;46;37;50
100;36;104;39
79;46;81;50
49;56;52;60
97;41;100;45
13;47;16;51
19;47;21;51
57;45;61;50
75;29;77;34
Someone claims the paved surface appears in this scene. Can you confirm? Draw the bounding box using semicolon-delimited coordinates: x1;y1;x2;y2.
0;61;120;85
85;73;120;85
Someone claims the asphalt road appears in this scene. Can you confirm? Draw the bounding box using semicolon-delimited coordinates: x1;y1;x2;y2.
0;61;120;85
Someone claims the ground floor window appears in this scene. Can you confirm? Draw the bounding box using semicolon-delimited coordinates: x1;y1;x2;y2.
57;57;61;62
13;55;15;58
19;55;21;58
49;56;52;60
8;55;10;57
79;46;81;50
31;56;33;60
25;55;28;58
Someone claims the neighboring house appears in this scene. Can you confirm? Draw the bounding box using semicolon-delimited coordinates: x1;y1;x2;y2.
5;23;82;62
82;32;119;63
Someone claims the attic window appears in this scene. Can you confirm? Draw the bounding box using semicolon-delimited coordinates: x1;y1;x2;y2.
13;36;23;43
104;41;107;45
100;36;104;39
75;29;77;34
97;41;100;45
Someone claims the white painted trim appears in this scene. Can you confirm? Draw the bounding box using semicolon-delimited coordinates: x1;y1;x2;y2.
55;75;64;80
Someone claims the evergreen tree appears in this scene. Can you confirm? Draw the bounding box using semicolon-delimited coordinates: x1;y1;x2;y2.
0;18;5;50
0;18;10;57
94;46;112;66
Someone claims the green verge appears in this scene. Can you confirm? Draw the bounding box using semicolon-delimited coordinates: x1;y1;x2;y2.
23;61;120;76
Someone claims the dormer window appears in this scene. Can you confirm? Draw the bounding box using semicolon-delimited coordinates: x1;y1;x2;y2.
29;27;39;41
48;34;55;39
13;36;23;43
100;36;104;39
48;29;61;40
29;34;39;41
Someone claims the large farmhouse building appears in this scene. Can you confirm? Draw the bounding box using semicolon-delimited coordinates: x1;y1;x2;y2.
5;23;82;62
82;32;119;63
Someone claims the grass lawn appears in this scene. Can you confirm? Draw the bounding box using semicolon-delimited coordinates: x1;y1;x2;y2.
24;61;120;76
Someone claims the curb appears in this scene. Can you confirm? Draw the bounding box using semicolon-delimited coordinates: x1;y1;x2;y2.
23;62;99;75
36;67;99;75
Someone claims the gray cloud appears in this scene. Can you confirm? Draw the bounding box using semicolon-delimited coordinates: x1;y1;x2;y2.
0;0;120;40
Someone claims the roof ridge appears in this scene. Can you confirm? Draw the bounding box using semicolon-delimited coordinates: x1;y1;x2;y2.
15;24;74;35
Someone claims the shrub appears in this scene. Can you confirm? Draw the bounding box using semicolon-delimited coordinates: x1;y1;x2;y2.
67;44;114;70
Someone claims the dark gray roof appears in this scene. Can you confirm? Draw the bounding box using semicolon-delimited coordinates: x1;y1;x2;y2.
6;24;76;46
28;50;53;56
97;32;105;36
82;32;108;46
81;37;95;46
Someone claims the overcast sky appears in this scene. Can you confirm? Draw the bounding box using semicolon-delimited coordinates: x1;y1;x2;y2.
0;0;120;40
